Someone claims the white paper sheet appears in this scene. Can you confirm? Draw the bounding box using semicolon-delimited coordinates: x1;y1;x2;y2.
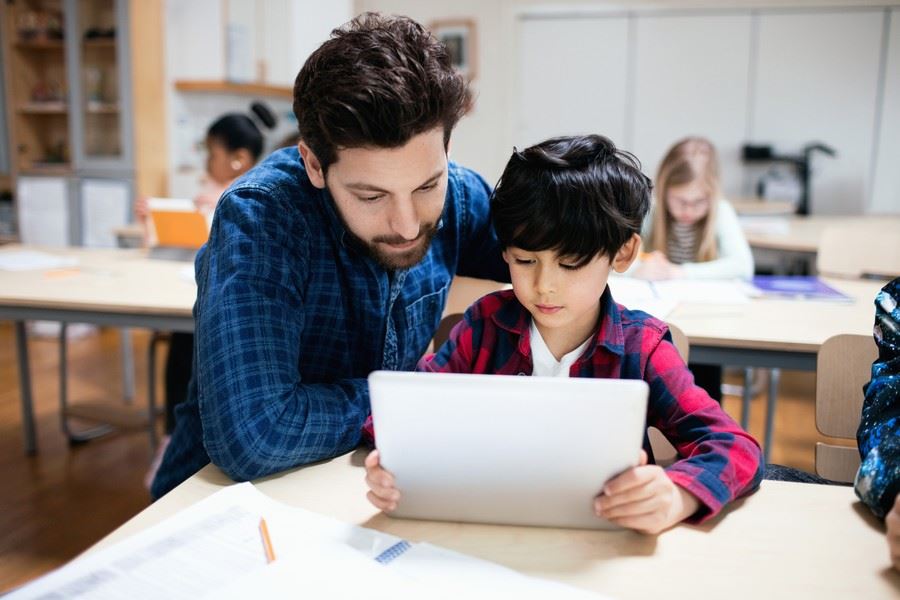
0;250;78;271
7;483;611;599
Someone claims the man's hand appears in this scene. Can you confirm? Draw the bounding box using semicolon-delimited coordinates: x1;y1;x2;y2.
594;450;700;534
364;449;401;512
887;494;900;571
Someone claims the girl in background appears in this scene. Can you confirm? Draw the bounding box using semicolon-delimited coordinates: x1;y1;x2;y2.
633;137;754;402
635;137;753;281
141;101;276;487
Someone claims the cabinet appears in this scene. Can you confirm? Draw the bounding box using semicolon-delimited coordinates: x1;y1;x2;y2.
1;0;163;246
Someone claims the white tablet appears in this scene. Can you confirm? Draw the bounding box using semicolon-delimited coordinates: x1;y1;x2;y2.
368;370;649;530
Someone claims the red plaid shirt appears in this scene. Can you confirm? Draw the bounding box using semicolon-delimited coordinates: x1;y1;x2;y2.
368;288;763;522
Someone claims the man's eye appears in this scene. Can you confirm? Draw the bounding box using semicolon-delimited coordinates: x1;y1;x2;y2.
417;183;438;193
359;194;384;202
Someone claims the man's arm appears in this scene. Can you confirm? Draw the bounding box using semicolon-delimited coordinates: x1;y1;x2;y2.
855;278;900;518
196;189;369;482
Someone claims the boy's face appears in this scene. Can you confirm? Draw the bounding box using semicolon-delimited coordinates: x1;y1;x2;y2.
503;238;639;350
299;127;448;270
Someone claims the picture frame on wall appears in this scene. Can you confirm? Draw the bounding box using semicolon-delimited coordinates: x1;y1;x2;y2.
429;19;477;81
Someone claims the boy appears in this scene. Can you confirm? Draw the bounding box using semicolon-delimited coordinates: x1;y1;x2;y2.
365;135;763;534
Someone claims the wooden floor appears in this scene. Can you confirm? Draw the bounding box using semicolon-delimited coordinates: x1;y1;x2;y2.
0;321;843;593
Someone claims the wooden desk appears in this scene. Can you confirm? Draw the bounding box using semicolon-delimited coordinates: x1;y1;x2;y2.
742;214;900;254
92;451;899;599
0;245;196;454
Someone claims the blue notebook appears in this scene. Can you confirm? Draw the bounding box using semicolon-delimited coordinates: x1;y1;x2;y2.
752;276;853;302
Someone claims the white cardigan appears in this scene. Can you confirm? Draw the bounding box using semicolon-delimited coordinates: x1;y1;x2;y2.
635;199;754;281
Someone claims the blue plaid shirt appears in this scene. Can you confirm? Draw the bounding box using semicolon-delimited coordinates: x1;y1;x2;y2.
151;147;507;498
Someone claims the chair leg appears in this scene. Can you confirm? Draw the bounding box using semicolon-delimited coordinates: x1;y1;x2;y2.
147;332;170;450
59;322;112;444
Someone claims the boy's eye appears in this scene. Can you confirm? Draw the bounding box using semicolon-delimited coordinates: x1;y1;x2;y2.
514;258;535;265
559;262;583;271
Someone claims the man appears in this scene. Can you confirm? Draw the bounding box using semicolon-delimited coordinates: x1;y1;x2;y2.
151;13;507;498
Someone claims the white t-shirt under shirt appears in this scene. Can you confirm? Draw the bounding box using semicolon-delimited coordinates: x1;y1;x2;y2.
529;320;592;378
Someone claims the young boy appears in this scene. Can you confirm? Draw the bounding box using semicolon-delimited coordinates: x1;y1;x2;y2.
364;135;763;534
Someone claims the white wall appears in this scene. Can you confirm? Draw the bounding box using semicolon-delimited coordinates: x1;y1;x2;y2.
164;0;352;197
357;0;900;214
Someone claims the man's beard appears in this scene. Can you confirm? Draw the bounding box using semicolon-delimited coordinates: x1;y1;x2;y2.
337;212;439;270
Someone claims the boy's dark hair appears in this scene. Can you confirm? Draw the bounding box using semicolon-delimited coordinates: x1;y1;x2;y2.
293;12;471;171
207;102;277;161
491;135;651;266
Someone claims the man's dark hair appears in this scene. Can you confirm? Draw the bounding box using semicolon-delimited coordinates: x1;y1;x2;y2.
293;13;471;170
491;135;652;266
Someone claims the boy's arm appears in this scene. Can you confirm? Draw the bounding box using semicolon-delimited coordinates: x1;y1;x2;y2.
855;278;900;519
417;310;477;373
196;190;369;482
644;333;764;522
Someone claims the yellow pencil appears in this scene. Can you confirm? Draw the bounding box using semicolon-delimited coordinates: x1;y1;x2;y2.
259;517;276;563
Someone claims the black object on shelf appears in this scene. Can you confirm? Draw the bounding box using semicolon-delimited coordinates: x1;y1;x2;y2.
741;142;836;215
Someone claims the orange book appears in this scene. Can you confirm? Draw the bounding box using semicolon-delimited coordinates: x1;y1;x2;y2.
148;198;210;249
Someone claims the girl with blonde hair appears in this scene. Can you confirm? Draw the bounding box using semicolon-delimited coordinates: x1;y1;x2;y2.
635;137;753;280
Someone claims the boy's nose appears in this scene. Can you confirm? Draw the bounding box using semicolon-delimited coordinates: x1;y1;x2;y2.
535;266;556;295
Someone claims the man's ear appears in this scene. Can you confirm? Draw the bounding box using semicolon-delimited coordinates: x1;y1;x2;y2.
298;141;326;189
612;233;641;273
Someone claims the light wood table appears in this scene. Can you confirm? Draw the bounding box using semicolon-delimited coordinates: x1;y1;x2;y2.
741;214;900;254
92;450;899;599
0;245;196;454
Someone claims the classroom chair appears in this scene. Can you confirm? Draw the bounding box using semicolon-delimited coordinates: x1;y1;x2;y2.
817;224;900;279
814;334;877;482
648;323;689;467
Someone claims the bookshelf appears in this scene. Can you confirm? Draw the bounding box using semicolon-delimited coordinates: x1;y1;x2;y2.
0;0;166;246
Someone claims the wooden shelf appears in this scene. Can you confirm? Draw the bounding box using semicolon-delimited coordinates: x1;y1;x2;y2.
21;165;72;176
83;38;116;48
174;80;293;99
19;103;68;114
14;39;65;50
86;103;120;114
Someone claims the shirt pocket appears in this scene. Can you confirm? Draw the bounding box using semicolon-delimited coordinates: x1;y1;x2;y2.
402;280;452;366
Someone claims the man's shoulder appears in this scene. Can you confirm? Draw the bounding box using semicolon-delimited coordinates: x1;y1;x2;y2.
447;161;490;198
230;147;316;200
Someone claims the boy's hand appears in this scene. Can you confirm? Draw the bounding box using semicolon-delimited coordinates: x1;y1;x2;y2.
364;450;401;513
887;494;900;571
594;450;700;534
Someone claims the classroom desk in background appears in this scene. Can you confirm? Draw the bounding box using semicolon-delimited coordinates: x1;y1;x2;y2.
740;214;900;254
0;245;196;454
90;450;899;600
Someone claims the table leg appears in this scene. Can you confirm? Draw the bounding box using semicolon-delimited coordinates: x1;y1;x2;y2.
121;328;135;404
14;321;37;455
763;368;781;464
741;367;753;430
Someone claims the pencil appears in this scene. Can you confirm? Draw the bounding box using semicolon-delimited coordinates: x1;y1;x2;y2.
259;517;276;563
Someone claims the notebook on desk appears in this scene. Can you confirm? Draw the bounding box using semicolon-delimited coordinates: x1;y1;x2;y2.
369;371;649;530
147;197;208;261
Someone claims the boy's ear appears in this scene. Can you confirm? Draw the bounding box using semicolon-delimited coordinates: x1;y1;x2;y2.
298;141;326;189
612;234;641;273
501;248;510;264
